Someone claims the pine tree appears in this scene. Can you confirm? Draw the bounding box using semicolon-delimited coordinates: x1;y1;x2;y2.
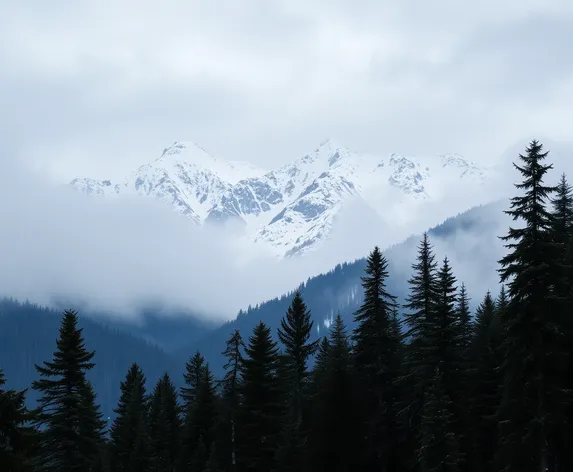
181;351;207;406
468;292;502;472
216;329;244;472
32;310;105;472
275;291;319;472
551;173;573;242
418;365;461;472
109;363;151;472
0;369;38;471
149;373;181;472
310;337;330;389
434;257;463;399
496;140;568;471
237;322;281;472
400;233;440;469
549;173;573;472
179;360;217;472
308;314;356;472
352;246;402;471
456;283;473;352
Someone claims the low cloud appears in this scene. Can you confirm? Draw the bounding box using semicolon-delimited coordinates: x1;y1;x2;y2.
0;138;570;321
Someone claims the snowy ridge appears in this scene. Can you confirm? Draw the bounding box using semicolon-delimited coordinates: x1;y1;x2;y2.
71;139;497;258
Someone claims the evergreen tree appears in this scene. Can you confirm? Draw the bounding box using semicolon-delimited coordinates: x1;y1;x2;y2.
550;173;573;242
434;257;463;400
418;365;461;472
109;363;151;472
549;173;573;472
274;291;319;472
310;337;330;388
496;140;568;471
308;314;356;472
455;283;473;352
400;233;441;469
181;351;207;407
237;322;281;472
0;369;38;471
468;292;502;472
32;310;105;472
180;360;217;472
352;246;402;471
149;373;181;472
216;330;244;472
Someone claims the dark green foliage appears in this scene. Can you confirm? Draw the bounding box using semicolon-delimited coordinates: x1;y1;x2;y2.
237;322;281;472
0;370;38;471
455;283;472;351
467;292;502;472
434;258;465;398
109;363;151;472
402;232;440;375
496;140;568;471
400;233;440;462
214;330;244;472
274;291;319;472
179;352;217;472
31;310;105;472
308;314;356;472
0;298;180;419
352;246;402;471
148;373;181;472
418;365;462;472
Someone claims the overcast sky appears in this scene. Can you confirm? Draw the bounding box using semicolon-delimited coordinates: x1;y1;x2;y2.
1;0;572;182
0;1;572;320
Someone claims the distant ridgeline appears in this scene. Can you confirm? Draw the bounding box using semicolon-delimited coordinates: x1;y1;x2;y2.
0;299;181;419
181;198;506;375
0;198;505;415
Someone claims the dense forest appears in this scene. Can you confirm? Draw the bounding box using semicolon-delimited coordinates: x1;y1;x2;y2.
1;140;572;471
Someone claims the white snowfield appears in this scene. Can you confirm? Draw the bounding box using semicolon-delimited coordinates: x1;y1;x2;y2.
70;139;498;258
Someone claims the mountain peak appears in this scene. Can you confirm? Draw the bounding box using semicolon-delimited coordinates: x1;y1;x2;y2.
158;141;215;163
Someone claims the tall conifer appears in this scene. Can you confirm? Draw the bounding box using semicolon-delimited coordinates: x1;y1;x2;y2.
275;291;319;472
352;246;402;471
32;310;105;472
237;322;281;472
496;140;567;471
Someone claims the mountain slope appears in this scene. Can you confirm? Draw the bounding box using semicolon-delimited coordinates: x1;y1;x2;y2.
178;199;509;376
71;140;498;258
0;299;184;419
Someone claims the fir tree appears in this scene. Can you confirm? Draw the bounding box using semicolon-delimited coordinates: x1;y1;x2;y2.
181;351;207;406
109;363;151;472
496;140;567;471
352;246;402;471
551;173;573;242
180;361;217;472
418;365;462;472
549;173;573;472
468;292;502;472
32;310;105;472
215;329;244;472
310;337;330;389
455;283;473;352
400;233;440;463
275;291;319;472
149;373;181;472
308;314;356;472
0;369;38;471
237;322;281;472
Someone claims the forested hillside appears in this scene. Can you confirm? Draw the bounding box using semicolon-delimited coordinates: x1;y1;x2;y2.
2;140;572;471
183;197;506;375
0;299;180;418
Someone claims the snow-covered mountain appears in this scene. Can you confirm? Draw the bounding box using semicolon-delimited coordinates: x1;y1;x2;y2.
71;139;499;258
